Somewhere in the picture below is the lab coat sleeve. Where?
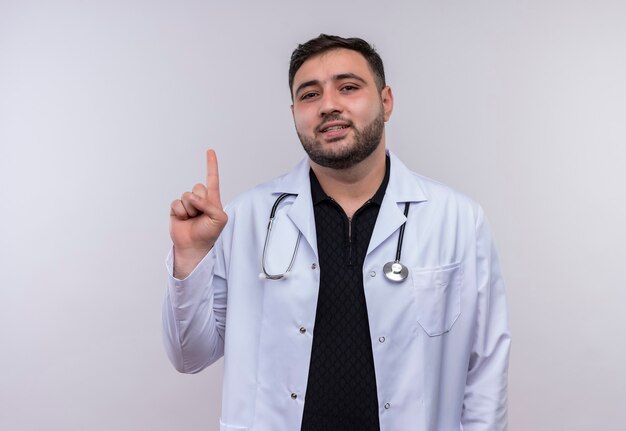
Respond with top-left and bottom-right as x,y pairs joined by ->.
461,206 -> 511,430
161,240 -> 227,374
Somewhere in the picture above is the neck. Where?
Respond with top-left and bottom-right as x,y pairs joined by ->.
310,143 -> 387,217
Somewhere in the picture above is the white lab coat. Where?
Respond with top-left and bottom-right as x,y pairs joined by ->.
162,152 -> 510,431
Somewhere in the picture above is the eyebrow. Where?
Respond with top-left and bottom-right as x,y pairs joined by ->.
294,73 -> 368,97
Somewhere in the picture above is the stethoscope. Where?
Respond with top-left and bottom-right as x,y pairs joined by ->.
261,193 -> 410,282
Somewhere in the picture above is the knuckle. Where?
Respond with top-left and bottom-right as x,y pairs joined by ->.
192,183 -> 206,191
170,201 -> 188,220
182,191 -> 198,205
192,183 -> 207,197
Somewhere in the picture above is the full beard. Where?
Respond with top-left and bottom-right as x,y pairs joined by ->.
297,110 -> 385,170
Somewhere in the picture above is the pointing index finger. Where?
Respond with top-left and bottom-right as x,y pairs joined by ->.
206,149 -> 223,209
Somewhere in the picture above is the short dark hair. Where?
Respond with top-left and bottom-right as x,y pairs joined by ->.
288,34 -> 386,96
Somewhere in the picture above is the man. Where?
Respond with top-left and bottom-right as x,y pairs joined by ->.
163,34 -> 510,431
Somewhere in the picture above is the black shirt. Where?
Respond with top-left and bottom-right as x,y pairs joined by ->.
300,157 -> 390,431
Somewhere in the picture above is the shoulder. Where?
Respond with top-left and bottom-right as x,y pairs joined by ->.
419,173 -> 479,207
389,153 -> 484,225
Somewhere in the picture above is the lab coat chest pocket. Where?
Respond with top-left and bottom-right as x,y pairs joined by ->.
412,262 -> 463,336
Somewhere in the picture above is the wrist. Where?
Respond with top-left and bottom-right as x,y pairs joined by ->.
173,244 -> 212,279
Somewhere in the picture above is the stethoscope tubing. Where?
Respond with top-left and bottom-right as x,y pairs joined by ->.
261,193 -> 300,280
261,194 -> 411,282
395,202 -> 410,262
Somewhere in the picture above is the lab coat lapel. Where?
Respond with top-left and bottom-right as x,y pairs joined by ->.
272,158 -> 318,259
271,153 -> 428,259
367,152 -> 429,255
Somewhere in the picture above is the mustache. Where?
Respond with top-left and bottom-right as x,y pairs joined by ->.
315,114 -> 353,133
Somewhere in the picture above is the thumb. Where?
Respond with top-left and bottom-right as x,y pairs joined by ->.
189,193 -> 228,224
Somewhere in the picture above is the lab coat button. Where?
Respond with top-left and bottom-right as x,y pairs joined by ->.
384,402 -> 390,409
299,327 -> 306,334
378,336 -> 385,343
311,263 -> 317,270
291,393 -> 298,400
369,270 -> 376,277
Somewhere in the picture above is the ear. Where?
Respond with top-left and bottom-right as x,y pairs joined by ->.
381,86 -> 394,122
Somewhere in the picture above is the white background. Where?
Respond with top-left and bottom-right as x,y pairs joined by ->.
1,1 -> 625,430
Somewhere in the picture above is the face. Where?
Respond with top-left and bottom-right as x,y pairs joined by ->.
291,48 -> 393,170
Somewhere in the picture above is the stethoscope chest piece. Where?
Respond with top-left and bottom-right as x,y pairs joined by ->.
382,201 -> 412,283
383,261 -> 409,282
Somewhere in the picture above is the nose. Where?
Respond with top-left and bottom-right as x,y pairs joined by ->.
318,90 -> 342,117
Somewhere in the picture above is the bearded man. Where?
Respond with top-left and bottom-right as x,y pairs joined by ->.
164,34 -> 510,431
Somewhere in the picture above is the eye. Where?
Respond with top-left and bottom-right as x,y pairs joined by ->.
340,84 -> 359,92
300,91 -> 319,101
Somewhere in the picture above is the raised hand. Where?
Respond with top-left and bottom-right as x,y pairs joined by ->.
169,149 -> 228,278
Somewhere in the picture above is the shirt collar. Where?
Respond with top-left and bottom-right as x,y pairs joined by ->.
309,155 -> 391,206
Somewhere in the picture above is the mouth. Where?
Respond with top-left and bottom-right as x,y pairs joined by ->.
319,124 -> 350,142
317,121 -> 352,139
319,124 -> 350,133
